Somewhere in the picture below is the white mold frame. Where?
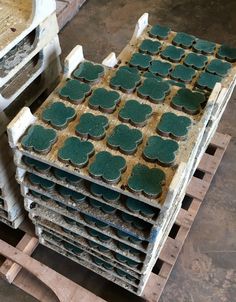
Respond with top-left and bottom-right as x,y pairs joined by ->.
0,0 -> 56,58
0,13 -> 59,87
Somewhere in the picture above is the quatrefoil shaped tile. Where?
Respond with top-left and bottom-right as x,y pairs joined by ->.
143,136 -> 179,166
73,61 -> 104,83
206,59 -> 232,77
139,39 -> 162,55
129,53 -> 152,70
87,228 -> 111,242
157,112 -> 192,140
121,213 -> 149,231
125,197 -> 157,218
115,253 -> 139,268
119,99 -> 152,127
88,88 -> 120,113
52,167 -> 81,184
59,79 -> 91,104
107,124 -> 142,155
171,88 -> 206,115
161,45 -> 185,62
88,151 -> 126,184
23,156 -> 50,173
28,173 -> 55,191
57,185 -> 86,203
83,214 -> 109,230
75,112 -> 109,140
137,78 -> 170,103
118,242 -> 141,256
170,65 -> 196,83
128,164 -> 165,198
193,39 -> 216,54
89,198 -> 116,214
87,240 -> 109,253
30,190 -> 50,202
149,60 -> 172,77
184,53 -> 208,70
116,230 -> 142,244
90,183 -> 120,203
217,45 -> 236,62
58,136 -> 94,168
196,72 -> 222,91
92,257 -> 113,270
172,32 -> 196,49
149,24 -> 171,40
21,124 -> 57,154
42,102 -> 76,129
110,67 -> 141,93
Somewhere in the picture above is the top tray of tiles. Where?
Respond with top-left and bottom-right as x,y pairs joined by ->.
17,24 -> 236,209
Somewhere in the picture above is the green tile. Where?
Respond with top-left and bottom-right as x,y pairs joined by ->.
149,60 -> 172,77
110,67 -> 141,93
129,52 -> 152,70
193,39 -> 216,54
161,45 -> 185,62
139,39 -> 162,55
170,65 -> 196,82
206,59 -> 232,77
59,79 -> 91,104
125,197 -> 157,218
149,24 -> 171,40
196,72 -> 222,91
90,182 -> 120,203
73,61 -> 104,83
184,52 -> 208,70
217,45 -> 236,62
137,78 -> 170,103
172,32 -> 196,48
23,156 -> 51,173
88,88 -> 120,113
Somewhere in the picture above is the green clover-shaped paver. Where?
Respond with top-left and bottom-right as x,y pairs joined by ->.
121,213 -> 149,231
83,214 -> 109,230
75,112 -> 109,140
110,67 -> 141,93
119,99 -> 152,127
57,185 -> 86,203
63,215 -> 77,226
89,198 -> 116,214
184,53 -> 208,70
118,242 -> 142,256
59,79 -> 91,104
52,167 -> 81,184
143,136 -> 179,166
217,45 -> 236,62
23,156 -> 51,173
171,88 -> 206,115
58,137 -> 94,168
137,78 -> 170,103
143,71 -> 163,81
115,269 -> 137,282
30,190 -> 50,202
129,53 -> 152,70
196,72 -> 222,91
161,45 -> 185,63
118,65 -> 139,74
149,60 -> 172,77
172,32 -> 196,48
88,88 -> 120,113
128,164 -> 165,198
42,102 -> 76,129
107,124 -> 142,155
116,230 -> 142,244
139,39 -> 162,55
73,61 -> 104,83
206,59 -> 232,77
92,256 -> 113,270
149,24 -> 171,40
63,242 -> 83,255
167,79 -> 186,88
115,253 -> 139,268
125,197 -> 157,218
87,227 -> 111,243
170,65 -> 196,83
87,240 -> 109,253
90,182 -> 120,202
193,39 -> 216,54
21,124 -> 57,154
157,112 -> 192,140
89,151 -> 126,184
28,173 -> 55,191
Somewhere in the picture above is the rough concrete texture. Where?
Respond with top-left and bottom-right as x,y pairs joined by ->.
0,0 -> 236,301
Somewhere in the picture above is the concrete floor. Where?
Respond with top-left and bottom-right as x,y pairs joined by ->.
0,0 -> 236,301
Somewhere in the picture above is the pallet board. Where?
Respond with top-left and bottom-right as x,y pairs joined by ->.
0,131 -> 230,301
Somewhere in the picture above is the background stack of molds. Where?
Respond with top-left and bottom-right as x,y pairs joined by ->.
7,14 -> 236,295
0,0 -> 61,228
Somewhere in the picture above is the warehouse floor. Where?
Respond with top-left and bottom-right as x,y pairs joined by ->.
0,0 -> 236,301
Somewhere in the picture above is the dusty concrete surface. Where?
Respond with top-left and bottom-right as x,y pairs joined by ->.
0,0 -> 236,301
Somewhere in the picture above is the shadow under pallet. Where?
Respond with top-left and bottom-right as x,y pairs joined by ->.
0,131 -> 230,302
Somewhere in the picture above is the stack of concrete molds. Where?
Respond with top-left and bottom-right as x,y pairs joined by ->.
7,13 -> 236,294
0,0 -> 61,228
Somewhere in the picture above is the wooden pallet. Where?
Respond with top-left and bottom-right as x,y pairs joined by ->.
56,0 -> 87,30
0,132 -> 230,302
